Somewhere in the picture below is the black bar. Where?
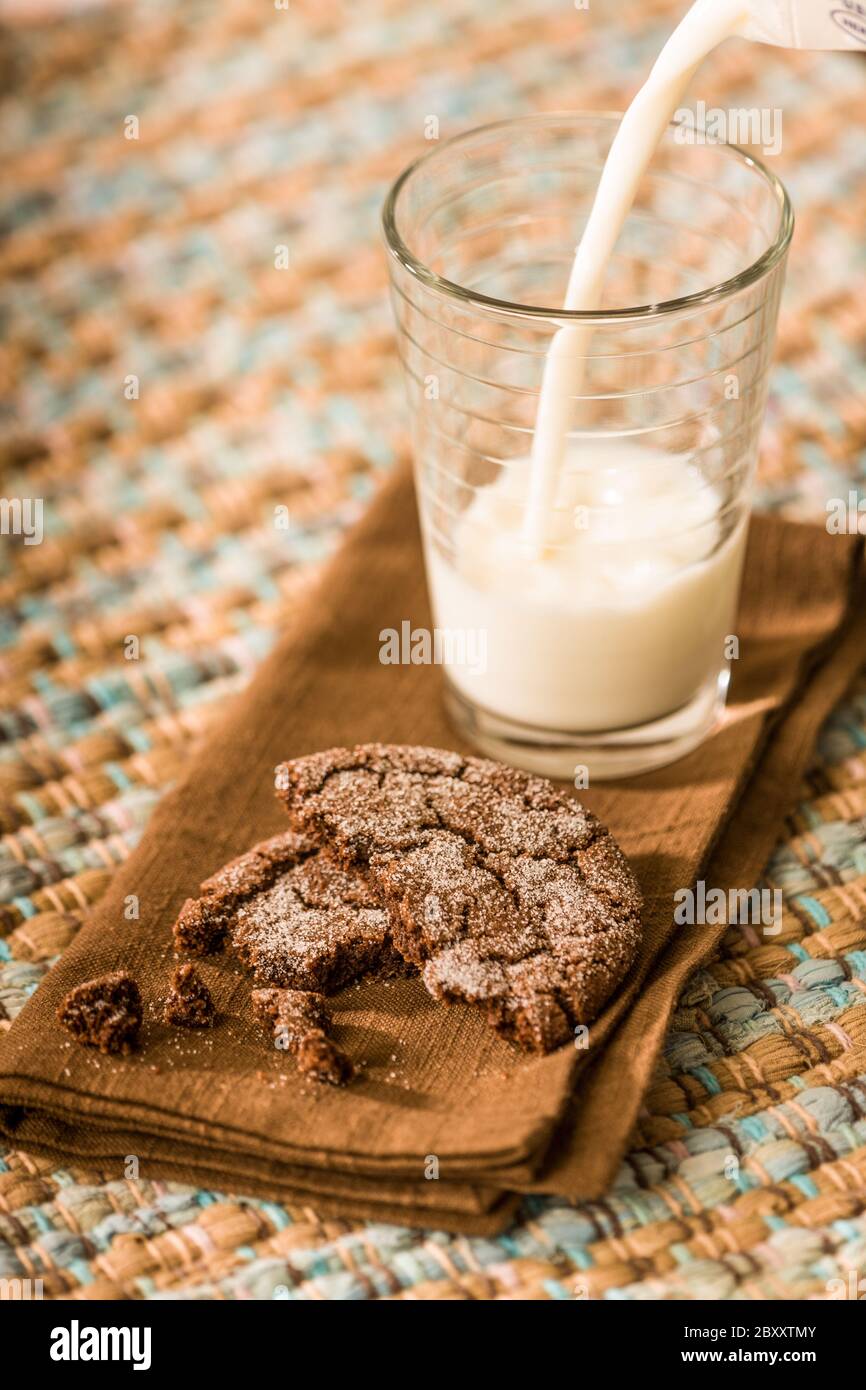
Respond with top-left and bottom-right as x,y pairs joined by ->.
3,1292 -> 859,1374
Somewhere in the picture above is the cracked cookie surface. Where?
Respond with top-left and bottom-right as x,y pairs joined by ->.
276,744 -> 643,1051
233,849 -> 404,992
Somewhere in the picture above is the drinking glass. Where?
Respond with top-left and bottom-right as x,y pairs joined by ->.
383,114 -> 793,778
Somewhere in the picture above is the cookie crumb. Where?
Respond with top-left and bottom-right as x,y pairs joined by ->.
57,972 -> 142,1055
163,964 -> 215,1028
250,986 -> 353,1086
251,986 -> 326,1033
296,1032 -> 354,1086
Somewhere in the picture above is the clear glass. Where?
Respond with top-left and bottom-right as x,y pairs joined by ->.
383,114 -> 793,778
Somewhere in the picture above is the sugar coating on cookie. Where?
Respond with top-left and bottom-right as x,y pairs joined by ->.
276,744 -> 642,1052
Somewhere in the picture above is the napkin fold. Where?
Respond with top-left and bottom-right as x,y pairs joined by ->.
0,465 -> 863,1234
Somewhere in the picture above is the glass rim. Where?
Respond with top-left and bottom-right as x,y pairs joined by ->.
381,112 -> 795,325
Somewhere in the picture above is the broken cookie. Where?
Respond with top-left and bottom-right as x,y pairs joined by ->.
58,971 -> 143,1055
233,850 -> 406,991
175,831 -> 405,992
276,743 -> 642,1052
173,830 -> 311,956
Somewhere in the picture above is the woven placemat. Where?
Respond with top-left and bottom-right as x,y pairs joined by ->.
1,0 -> 865,1299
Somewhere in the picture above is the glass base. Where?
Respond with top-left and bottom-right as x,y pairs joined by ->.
443,669 -> 729,781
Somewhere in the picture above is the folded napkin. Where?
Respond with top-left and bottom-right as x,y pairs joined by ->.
0,465 -> 863,1234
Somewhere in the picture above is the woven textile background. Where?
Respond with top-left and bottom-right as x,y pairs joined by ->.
1,0 -> 865,1300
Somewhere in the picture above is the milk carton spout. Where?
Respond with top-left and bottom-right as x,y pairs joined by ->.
741,0 -> 866,48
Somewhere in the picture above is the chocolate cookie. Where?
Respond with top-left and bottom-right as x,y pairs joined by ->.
276,744 -> 642,1052
174,830 -> 402,993
58,971 -> 143,1055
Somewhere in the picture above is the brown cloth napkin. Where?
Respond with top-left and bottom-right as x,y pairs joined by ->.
0,465 -> 863,1235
